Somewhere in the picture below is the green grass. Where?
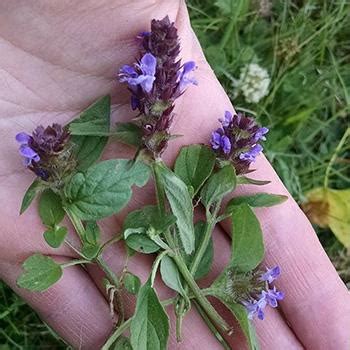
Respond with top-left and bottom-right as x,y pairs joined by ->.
1,0 -> 349,348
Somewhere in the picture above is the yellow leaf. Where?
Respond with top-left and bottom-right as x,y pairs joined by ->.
303,187 -> 350,247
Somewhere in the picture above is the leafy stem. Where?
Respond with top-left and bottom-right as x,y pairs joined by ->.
176,203 -> 219,339
65,208 -> 124,324
152,161 -> 231,337
60,259 -> 91,268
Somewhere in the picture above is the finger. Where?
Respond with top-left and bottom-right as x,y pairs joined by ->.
0,260 -> 113,349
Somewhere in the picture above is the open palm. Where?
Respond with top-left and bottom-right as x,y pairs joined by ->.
0,1 -> 349,349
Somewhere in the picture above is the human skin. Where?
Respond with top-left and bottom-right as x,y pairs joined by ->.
0,1 -> 349,349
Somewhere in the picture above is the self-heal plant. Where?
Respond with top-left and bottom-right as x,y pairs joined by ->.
118,15 -> 197,157
15,17 -> 287,350
211,110 -> 269,174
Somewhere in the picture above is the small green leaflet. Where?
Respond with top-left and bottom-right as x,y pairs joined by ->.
70,95 -> 111,170
160,255 -> 186,297
64,159 -> 150,220
174,145 -> 216,197
43,226 -> 68,248
17,254 -> 63,292
72,135 -> 108,171
81,221 -> 101,259
226,193 -> 288,211
113,336 -> 132,350
69,95 -> 111,136
39,190 -> 65,227
123,206 -> 175,254
113,122 -> 142,147
20,179 -> 43,214
154,162 -> 195,254
201,165 -> 236,209
186,221 -> 213,280
123,272 -> 141,295
230,204 -> 264,272
130,279 -> 169,350
237,176 -> 270,186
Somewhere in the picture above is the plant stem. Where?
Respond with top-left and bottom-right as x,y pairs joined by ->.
101,297 -> 177,350
152,161 -> 230,337
65,209 -> 123,323
61,259 -> 91,268
173,254 -> 230,333
324,127 -> 350,188
193,301 -> 231,350
101,317 -> 132,350
176,211 -> 218,339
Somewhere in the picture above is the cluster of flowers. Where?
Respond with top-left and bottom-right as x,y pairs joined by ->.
119,16 -> 197,156
233,63 -> 270,104
210,110 -> 269,174
16,124 -> 72,182
243,266 -> 284,320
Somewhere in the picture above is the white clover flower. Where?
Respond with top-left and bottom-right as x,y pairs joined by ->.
233,63 -> 271,104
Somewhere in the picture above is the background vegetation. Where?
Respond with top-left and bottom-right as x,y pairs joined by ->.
1,0 -> 349,348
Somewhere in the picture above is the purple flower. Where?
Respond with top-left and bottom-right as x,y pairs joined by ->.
239,144 -> 263,162
211,130 -> 231,154
254,127 -> 269,142
259,266 -> 281,284
209,111 -> 268,174
243,296 -> 267,320
219,111 -> 233,128
16,132 -> 40,166
177,61 -> 197,92
119,53 -> 157,93
261,287 -> 284,308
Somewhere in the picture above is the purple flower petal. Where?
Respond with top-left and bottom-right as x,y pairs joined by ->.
254,127 -> 269,142
15,132 -> 31,144
239,144 -> 263,162
139,53 -> 157,77
260,266 -> 281,283
219,111 -> 233,128
178,61 -> 197,92
221,135 -> 232,154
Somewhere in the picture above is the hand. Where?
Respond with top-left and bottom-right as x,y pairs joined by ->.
0,1 -> 349,349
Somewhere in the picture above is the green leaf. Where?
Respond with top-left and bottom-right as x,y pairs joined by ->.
230,204 -> 264,272
43,226 -> 68,248
85,221 -> 100,245
226,193 -> 288,211
174,145 -> 216,197
69,95 -> 111,136
130,279 -> 169,350
113,336 -> 132,350
70,95 -> 111,170
160,255 -> 186,297
20,179 -> 43,214
123,206 -> 175,254
72,135 -> 108,171
64,159 -> 150,220
237,176 -> 270,186
39,190 -> 65,227
124,272 -> 141,295
155,162 -> 195,254
114,122 -> 142,147
226,303 -> 259,350
17,254 -> 63,292
186,221 -> 213,280
125,234 -> 160,254
201,165 -> 236,208
209,287 -> 259,350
